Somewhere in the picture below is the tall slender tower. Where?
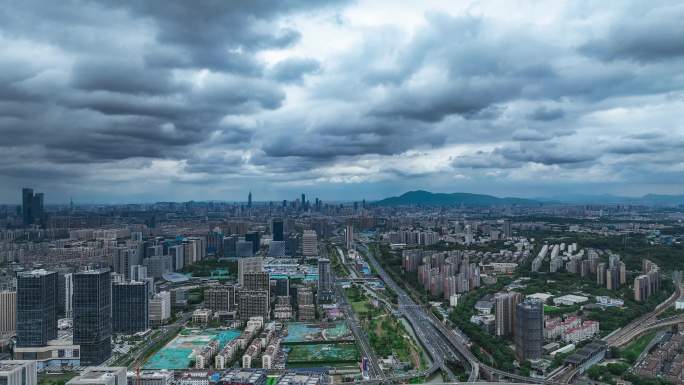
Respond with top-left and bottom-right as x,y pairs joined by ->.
73,268 -> 112,366
247,191 -> 252,208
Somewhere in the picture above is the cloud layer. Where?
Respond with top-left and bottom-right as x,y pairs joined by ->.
2,0 -> 684,202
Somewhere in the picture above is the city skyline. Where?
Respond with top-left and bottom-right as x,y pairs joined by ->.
2,1 -> 684,203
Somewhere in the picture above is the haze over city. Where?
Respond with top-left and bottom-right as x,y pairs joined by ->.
2,1 -> 684,203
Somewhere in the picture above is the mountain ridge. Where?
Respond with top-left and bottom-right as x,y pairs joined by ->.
376,190 -> 684,206
375,190 -> 541,206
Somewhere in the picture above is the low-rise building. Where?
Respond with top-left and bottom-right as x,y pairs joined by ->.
218,369 -> 266,385
553,294 -> 589,306
67,367 -> 127,385
13,337 -> 80,369
126,371 -> 173,385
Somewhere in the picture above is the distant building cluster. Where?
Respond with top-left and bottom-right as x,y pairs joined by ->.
635,333 -> 684,384
405,250 -> 481,299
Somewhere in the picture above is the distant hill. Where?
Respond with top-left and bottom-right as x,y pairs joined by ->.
375,190 -> 541,207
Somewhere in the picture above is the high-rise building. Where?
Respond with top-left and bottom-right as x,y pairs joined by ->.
273,277 -> 289,297
268,241 -> 286,257
0,291 -> 17,335
130,265 -> 147,282
236,240 -> 254,258
237,290 -> 269,320
634,275 -> 650,302
222,235 -> 238,258
112,281 -> 149,334
206,286 -> 234,312
619,262 -> 627,285
143,255 -> 172,279
247,191 -> 252,208
596,263 -> 607,286
73,268 -> 112,366
64,273 -> 74,318
297,287 -> 315,321
495,291 -> 521,337
16,269 -> 58,347
245,232 -> 261,254
503,219 -> 512,239
168,244 -> 184,270
272,218 -> 284,242
318,258 -> 333,302
345,224 -> 354,250
22,188 -> 45,227
0,360 -> 37,385
238,256 -> 263,286
302,230 -> 318,256
606,267 -> 620,290
243,272 -> 270,292
514,300 -> 544,361
149,292 -> 171,325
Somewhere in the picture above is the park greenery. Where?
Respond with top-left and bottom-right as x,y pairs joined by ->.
618,331 -> 657,364
345,284 -> 425,370
180,259 -> 237,278
447,277 -> 518,372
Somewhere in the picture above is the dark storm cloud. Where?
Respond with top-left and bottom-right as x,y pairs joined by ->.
511,129 -> 555,142
527,106 -> 565,121
71,59 -> 178,95
366,13 -> 559,122
261,115 -> 444,164
108,1 -> 346,72
580,4 -> 684,62
496,145 -> 599,166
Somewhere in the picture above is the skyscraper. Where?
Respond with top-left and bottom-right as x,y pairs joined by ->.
21,188 -> 33,226
21,188 -> 44,227
73,269 -> 112,366
245,232 -> 261,254
272,218 -> 284,242
112,281 -> 149,334
247,191 -> 252,208
21,188 -> 44,226
16,269 -> 58,347
514,300 -> 544,361
301,193 -> 306,209
318,258 -> 333,302
32,193 -> 44,224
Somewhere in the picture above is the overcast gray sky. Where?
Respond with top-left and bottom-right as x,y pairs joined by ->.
2,0 -> 684,203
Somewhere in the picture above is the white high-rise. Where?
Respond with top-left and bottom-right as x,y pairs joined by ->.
0,291 -> 16,334
302,230 -> 318,256
64,274 -> 73,318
